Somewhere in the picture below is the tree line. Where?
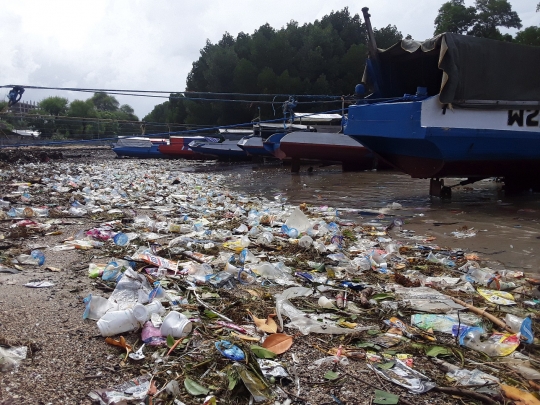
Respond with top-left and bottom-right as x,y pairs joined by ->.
0,92 -> 139,139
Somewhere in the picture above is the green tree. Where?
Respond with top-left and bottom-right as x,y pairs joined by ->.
434,0 -> 476,35
515,26 -> 540,46
90,92 -> 120,112
470,0 -> 522,39
434,0 -> 522,40
176,7 -> 370,123
38,96 -> 68,116
374,25 -> 403,49
68,99 -> 97,138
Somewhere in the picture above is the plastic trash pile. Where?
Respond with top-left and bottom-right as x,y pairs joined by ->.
1,157 -> 540,405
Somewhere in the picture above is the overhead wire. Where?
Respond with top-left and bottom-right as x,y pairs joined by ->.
0,84 -> 346,100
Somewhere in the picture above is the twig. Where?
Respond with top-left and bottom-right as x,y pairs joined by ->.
337,366 -> 415,405
192,288 -> 233,322
433,387 -> 501,405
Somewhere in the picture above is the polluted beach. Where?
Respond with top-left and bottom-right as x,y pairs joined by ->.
1,3 -> 540,405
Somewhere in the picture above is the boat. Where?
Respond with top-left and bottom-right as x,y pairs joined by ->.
188,139 -> 251,161
112,137 -> 170,159
279,130 -> 381,171
187,128 -> 252,160
269,112 -> 383,171
238,123 -> 314,158
158,136 -> 217,160
344,8 -> 540,195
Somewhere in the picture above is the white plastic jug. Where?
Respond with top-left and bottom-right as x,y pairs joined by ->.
96,309 -> 139,337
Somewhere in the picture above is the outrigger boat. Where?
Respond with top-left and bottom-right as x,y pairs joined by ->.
237,123 -> 314,158
273,112 -> 383,171
112,137 -> 170,159
344,8 -> 540,196
158,136 -> 217,160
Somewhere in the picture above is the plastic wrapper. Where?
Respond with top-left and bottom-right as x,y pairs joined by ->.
477,287 -> 516,305
391,284 -> 465,313
368,359 -> 436,394
88,375 -> 151,404
257,359 -> 290,378
132,252 -> 178,272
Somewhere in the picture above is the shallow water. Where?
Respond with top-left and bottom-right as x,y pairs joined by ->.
197,162 -> 540,272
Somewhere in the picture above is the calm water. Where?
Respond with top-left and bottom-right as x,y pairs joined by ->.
194,162 -> 540,272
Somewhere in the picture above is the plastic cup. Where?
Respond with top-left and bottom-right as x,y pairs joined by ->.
160,311 -> 192,338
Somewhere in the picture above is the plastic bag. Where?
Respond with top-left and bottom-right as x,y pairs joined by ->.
0,346 -> 27,372
275,287 -> 371,335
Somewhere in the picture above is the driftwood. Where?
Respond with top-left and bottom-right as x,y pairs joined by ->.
450,297 -> 515,334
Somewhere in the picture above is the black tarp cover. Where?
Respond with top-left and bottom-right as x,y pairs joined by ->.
372,33 -> 540,104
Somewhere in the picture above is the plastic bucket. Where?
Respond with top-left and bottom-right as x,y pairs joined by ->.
160,311 -> 192,338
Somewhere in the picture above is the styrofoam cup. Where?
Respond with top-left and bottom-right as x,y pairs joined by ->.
132,301 -> 165,323
160,311 -> 192,338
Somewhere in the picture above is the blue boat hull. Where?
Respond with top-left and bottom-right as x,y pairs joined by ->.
344,98 -> 540,178
113,145 -> 168,159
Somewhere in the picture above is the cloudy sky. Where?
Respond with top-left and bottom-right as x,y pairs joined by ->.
1,0 -> 537,119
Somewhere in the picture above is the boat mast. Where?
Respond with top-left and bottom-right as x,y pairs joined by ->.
361,7 -> 383,97
361,7 -> 379,63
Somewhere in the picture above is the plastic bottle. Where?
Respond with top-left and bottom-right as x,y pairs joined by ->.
16,250 -> 45,266
96,309 -> 140,336
8,207 -> 35,218
298,235 -> 313,248
256,232 -> 274,245
287,228 -> 299,239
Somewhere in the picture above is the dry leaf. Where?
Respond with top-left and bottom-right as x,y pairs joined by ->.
105,336 -> 132,360
501,384 -> 540,405
261,333 -> 293,354
248,311 -> 278,334
45,266 -> 61,272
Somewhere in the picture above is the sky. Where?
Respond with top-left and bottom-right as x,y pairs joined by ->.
1,0 -> 538,119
